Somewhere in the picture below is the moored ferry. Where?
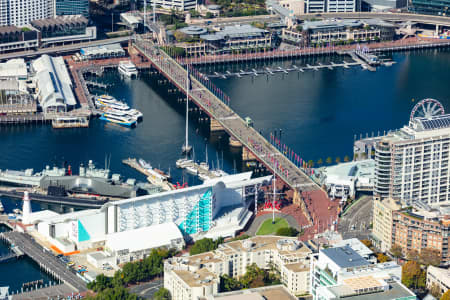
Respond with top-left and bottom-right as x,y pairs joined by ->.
99,111 -> 136,127
118,61 -> 138,78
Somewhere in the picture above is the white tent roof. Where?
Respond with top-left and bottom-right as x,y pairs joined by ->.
105,222 -> 183,253
32,55 -> 76,110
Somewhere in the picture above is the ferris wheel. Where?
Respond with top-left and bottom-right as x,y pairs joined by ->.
410,98 -> 445,121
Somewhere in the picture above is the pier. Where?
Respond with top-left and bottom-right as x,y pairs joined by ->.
122,158 -> 174,191
133,36 -> 318,222
0,231 -> 87,293
181,37 -> 450,66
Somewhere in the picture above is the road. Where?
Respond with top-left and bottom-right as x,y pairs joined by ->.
134,36 -> 319,193
2,231 -> 87,292
338,195 -> 373,240
129,279 -> 163,299
0,36 -> 130,61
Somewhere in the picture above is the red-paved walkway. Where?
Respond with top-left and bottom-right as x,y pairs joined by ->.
256,180 -> 339,240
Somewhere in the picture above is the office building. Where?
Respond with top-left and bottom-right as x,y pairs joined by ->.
374,100 -> 450,206
300,19 -> 395,46
164,236 -> 313,299
310,244 -> 415,300
304,0 -> 355,13
0,26 -> 39,53
409,0 -> 450,16
0,0 -> 55,26
392,204 -> 450,266
427,266 -> 450,295
175,24 -> 273,56
145,0 -> 196,11
371,197 -> 401,252
55,0 -> 89,18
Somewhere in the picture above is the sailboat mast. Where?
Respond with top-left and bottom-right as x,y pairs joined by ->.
185,67 -> 189,151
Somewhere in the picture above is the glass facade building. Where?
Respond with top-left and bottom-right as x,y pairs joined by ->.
55,0 -> 89,18
409,0 -> 450,16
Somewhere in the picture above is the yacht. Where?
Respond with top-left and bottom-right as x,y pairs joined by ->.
176,158 -> 193,168
0,201 -> 4,213
99,111 -> 136,127
139,159 -> 152,170
118,61 -> 138,78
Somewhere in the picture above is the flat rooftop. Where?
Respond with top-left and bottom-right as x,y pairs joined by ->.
321,246 -> 370,269
327,281 -> 415,300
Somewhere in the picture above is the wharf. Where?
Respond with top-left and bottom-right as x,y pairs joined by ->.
0,114 -> 49,125
206,61 -> 362,79
122,158 -> 174,191
182,37 -> 450,65
0,231 -> 87,293
0,187 -> 107,208
176,160 -> 219,181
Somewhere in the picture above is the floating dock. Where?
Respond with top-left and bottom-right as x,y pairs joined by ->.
176,159 -> 224,182
122,158 -> 174,191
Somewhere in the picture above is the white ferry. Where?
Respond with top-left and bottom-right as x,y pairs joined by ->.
99,111 -> 136,127
101,107 -> 143,121
118,61 -> 138,78
95,97 -> 130,111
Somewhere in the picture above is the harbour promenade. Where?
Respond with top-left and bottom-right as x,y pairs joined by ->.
181,37 -> 450,65
0,231 -> 87,293
133,36 -> 319,196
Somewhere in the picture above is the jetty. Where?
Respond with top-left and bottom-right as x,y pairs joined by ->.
0,231 -> 87,293
122,158 -> 174,191
176,159 -> 222,182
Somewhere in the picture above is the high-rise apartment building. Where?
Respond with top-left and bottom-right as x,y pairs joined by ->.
374,104 -> 450,206
305,0 -> 355,13
0,0 -> 54,26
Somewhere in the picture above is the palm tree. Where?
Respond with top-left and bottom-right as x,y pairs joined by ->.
308,160 -> 314,168
354,153 -> 359,161
344,155 -> 350,162
326,157 -> 332,164
317,158 -> 323,166
335,157 -> 341,164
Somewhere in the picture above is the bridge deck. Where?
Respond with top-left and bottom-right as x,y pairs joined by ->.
134,36 -> 318,192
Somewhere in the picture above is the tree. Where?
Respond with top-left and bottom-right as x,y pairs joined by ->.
419,248 -> 441,266
441,290 -> 450,300
220,274 -> 242,292
276,227 -> 299,237
317,158 -> 323,166
344,155 -> 350,162
87,274 -> 113,292
406,249 -> 419,262
308,160 -> 314,168
241,264 -> 265,288
326,157 -> 332,164
376,253 -> 390,263
360,239 -> 372,249
335,157 -> 341,164
430,283 -> 442,299
190,237 -> 224,255
390,244 -> 403,260
354,153 -> 359,161
154,287 -> 171,300
402,261 -> 424,289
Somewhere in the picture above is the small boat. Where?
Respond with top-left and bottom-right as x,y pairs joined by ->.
99,112 -> 136,127
185,165 -> 198,175
52,116 -> 89,129
176,158 -> 193,168
139,159 -> 152,170
118,61 -> 138,78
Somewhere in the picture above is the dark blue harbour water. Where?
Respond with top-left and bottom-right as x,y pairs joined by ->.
0,48 -> 449,288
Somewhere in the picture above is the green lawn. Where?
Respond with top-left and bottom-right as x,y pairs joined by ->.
256,217 -> 289,235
